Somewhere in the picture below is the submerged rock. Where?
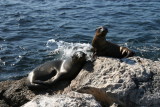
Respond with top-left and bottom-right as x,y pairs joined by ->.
0,56 -> 160,107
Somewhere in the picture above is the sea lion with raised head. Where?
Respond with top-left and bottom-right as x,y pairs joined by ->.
92,26 -> 135,58
27,51 -> 86,87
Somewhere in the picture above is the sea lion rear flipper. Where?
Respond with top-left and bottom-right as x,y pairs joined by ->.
120,47 -> 135,58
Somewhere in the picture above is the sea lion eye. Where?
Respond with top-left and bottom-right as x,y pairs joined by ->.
96,26 -> 108,34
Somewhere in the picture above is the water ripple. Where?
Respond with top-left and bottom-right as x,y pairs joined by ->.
0,0 -> 160,81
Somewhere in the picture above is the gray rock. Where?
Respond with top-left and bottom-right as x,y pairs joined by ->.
1,56 -> 160,107
22,91 -> 101,107
64,56 -> 160,107
0,78 -> 36,107
0,78 -> 70,107
0,100 -> 9,107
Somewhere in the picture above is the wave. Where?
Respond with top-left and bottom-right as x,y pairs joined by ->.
46,39 -> 93,60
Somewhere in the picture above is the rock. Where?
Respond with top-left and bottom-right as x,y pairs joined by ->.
0,78 -> 36,107
0,77 -> 72,106
22,91 -> 101,107
0,100 -> 9,107
1,56 -> 160,107
63,56 -> 160,107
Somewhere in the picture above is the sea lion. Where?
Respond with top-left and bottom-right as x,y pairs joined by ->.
92,26 -> 135,58
27,51 -> 86,87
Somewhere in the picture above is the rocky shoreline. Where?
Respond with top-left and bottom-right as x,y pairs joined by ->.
0,56 -> 160,107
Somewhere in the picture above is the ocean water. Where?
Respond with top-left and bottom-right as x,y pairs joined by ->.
0,0 -> 160,81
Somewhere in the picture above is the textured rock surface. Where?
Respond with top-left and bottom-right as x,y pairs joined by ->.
22,91 -> 101,107
0,78 -> 35,107
64,56 -> 160,107
0,56 -> 160,107
0,78 -> 70,107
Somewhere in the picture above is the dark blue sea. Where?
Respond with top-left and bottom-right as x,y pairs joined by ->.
0,0 -> 160,81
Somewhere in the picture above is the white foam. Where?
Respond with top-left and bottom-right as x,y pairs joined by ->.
75,51 -> 83,58
46,39 -> 93,60
0,58 -> 5,66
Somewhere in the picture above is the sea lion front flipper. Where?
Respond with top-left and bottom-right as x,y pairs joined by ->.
48,71 -> 64,84
33,80 -> 52,86
34,71 -> 64,86
90,47 -> 98,61
31,68 -> 57,86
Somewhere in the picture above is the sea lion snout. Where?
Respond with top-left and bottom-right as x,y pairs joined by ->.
96,26 -> 108,37
96,26 -> 108,33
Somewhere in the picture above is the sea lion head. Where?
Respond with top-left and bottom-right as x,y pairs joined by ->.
95,26 -> 108,37
72,51 -> 86,62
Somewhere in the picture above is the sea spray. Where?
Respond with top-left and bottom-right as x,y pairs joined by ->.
46,39 -> 93,60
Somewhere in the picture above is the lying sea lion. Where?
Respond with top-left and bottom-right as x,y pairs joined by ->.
27,51 -> 86,87
92,26 -> 135,58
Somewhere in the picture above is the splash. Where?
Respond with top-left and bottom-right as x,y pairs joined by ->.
46,39 -> 93,60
